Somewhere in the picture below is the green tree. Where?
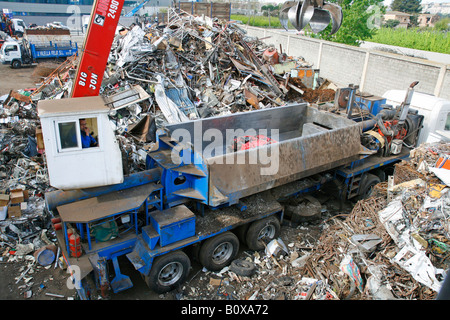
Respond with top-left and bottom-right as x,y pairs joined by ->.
390,0 -> 422,13
434,17 -> 450,31
313,0 -> 385,46
384,19 -> 400,28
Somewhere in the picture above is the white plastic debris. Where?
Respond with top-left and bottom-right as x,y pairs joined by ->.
265,238 -> 289,257
378,195 -> 444,292
393,245 -> 442,292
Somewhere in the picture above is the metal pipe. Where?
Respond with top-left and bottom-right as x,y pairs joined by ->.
398,81 -> 419,125
45,168 -> 162,211
360,119 -> 376,132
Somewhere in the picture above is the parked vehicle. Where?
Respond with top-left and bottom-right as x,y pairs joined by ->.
0,39 -> 77,68
383,90 -> 450,145
1,10 -> 26,37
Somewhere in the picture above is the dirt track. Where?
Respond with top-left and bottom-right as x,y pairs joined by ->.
0,61 -> 62,97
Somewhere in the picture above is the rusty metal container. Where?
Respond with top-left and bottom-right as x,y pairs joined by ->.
159,103 -> 362,207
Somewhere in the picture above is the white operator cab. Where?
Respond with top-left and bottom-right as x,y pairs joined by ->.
37,96 -> 124,190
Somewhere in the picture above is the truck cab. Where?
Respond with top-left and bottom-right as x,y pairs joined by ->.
0,39 -> 34,68
11,18 -> 25,37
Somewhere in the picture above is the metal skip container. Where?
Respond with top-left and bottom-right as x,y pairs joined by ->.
160,103 -> 363,207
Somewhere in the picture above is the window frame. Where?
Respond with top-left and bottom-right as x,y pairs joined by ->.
4,45 -> 18,53
445,112 -> 450,132
55,116 -> 102,153
55,119 -> 81,152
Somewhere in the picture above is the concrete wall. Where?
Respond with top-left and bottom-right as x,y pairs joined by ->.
244,26 -> 450,100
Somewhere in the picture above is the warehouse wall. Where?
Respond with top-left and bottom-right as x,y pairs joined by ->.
244,26 -> 450,100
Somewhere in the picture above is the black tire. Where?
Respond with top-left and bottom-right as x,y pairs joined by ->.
245,216 -> 281,251
11,60 -> 21,69
358,173 -> 381,199
374,169 -> 386,182
146,251 -> 190,293
198,232 -> 239,271
230,259 -> 256,277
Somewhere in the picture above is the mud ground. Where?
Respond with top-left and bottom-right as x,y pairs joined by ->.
0,60 -> 62,96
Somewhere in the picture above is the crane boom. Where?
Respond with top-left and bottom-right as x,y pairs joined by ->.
71,0 -> 125,97
124,0 -> 151,17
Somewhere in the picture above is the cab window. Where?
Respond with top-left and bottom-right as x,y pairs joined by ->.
79,118 -> 99,148
4,45 -> 18,53
445,113 -> 450,131
56,117 -> 100,152
57,120 -> 79,151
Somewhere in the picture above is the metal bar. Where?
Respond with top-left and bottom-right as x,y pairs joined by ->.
64,222 -> 70,258
87,224 -> 92,250
239,39 -> 282,96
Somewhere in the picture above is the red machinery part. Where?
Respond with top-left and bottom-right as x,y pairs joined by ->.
377,120 -> 407,143
71,0 -> 125,97
234,135 -> 278,151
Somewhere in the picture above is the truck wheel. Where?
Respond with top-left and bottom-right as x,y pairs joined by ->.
198,232 -> 239,271
358,174 -> 381,199
11,60 -> 21,69
246,216 -> 280,251
146,251 -> 190,293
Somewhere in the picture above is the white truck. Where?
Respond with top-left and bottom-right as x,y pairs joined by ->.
383,90 -> 450,145
10,18 -> 26,37
0,38 -> 78,68
0,12 -> 26,38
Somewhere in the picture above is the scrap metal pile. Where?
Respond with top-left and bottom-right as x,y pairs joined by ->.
1,11 -> 338,188
177,142 -> 449,300
101,10 -> 332,126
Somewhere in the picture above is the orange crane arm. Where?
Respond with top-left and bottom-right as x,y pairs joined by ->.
71,0 -> 125,97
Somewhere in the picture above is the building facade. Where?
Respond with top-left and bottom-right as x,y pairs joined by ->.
0,0 -> 171,26
383,11 -> 410,28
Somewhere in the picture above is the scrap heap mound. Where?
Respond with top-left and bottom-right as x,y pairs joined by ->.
1,11 -> 337,184
101,10 -> 329,124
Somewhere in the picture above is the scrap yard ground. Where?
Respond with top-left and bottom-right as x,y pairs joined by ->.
0,63 -> 38,96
